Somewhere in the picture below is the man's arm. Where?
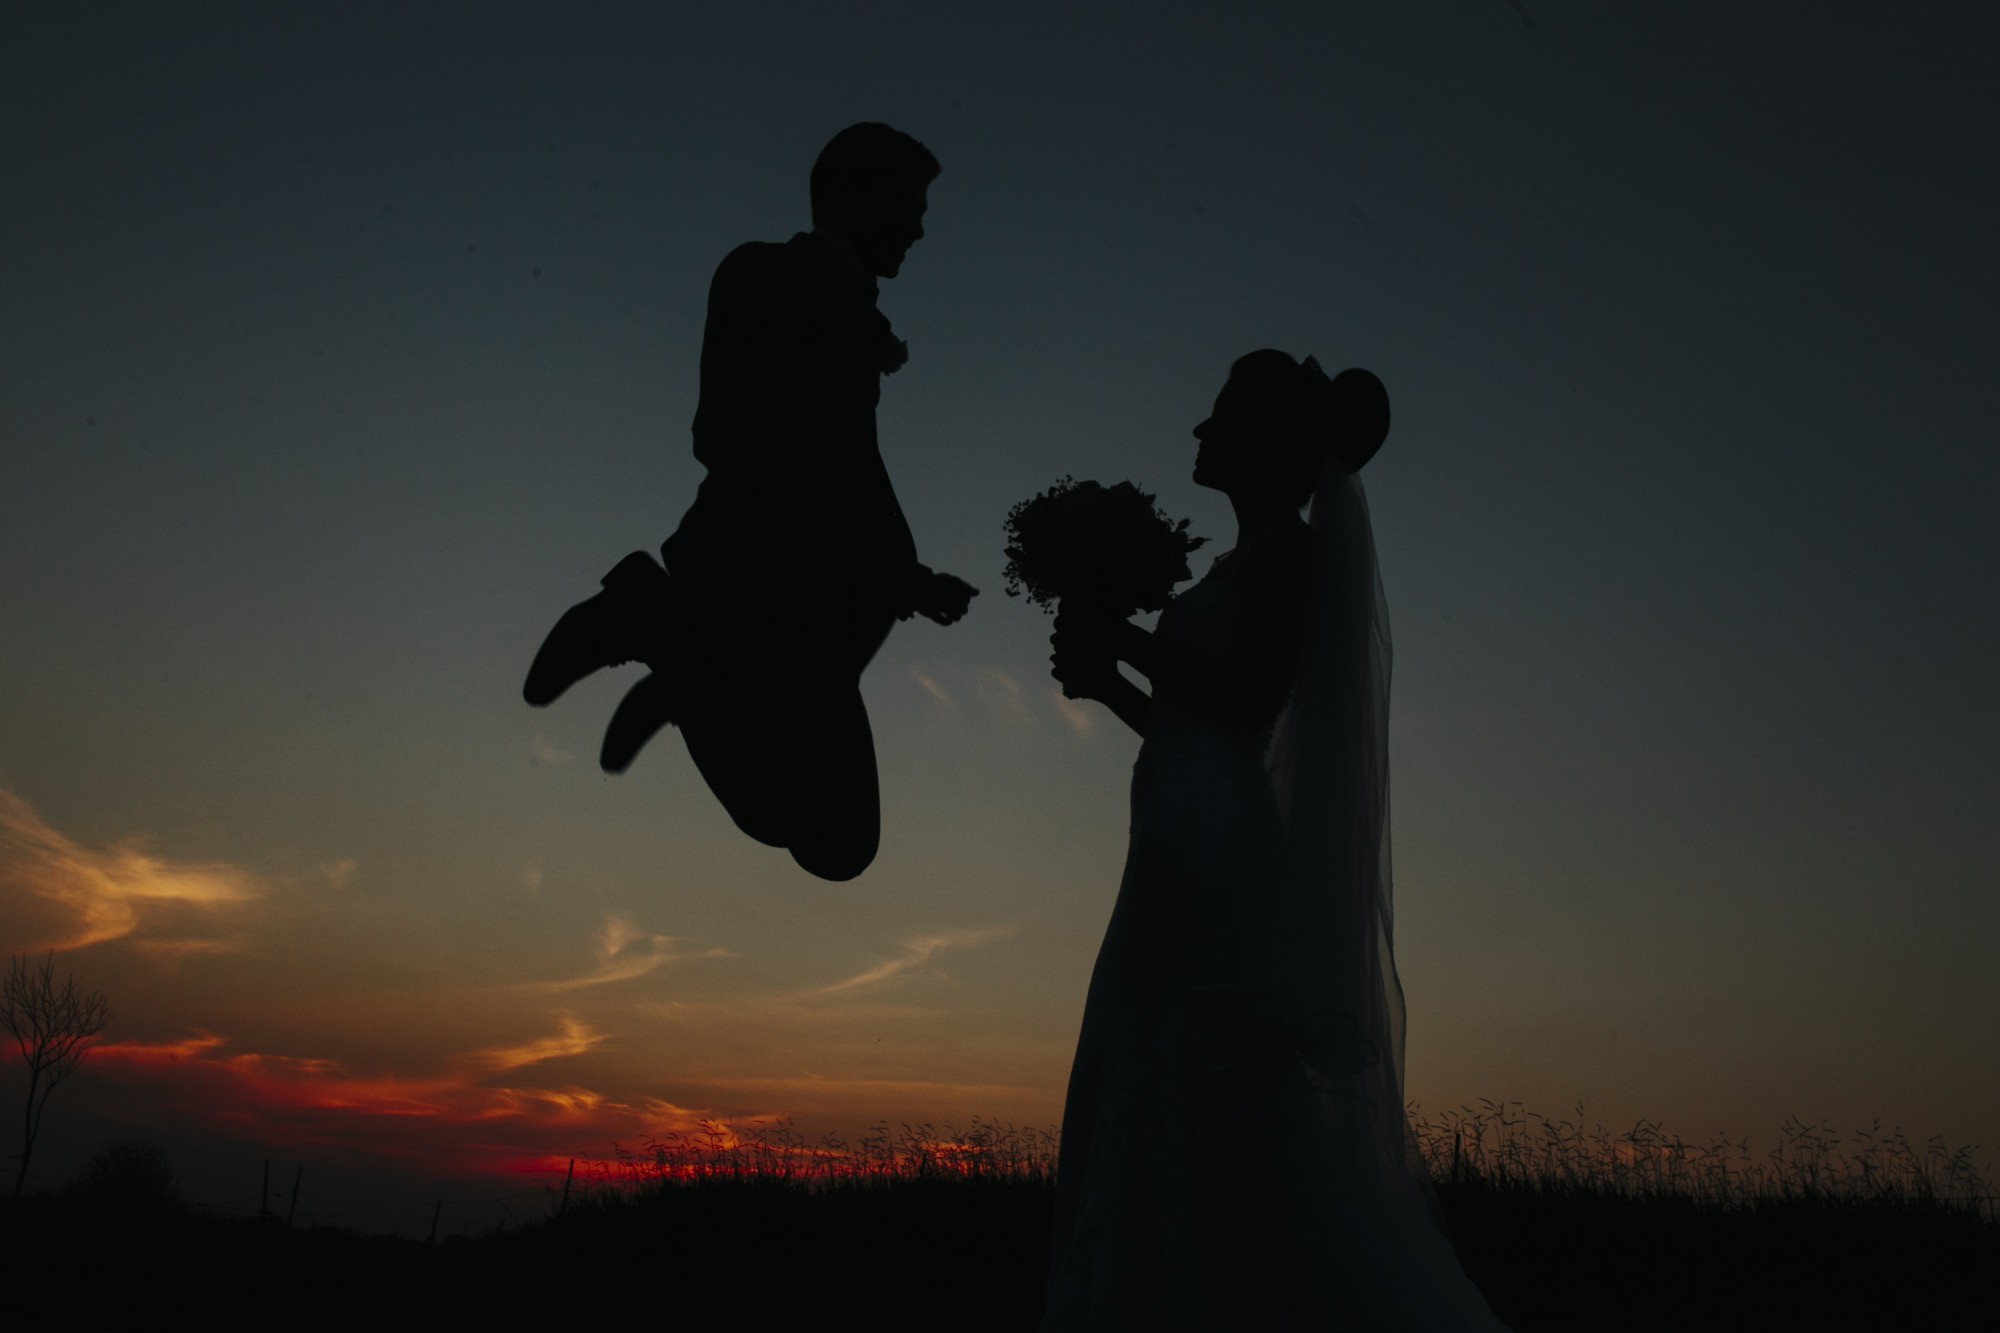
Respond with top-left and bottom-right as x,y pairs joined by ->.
693,247 -> 805,461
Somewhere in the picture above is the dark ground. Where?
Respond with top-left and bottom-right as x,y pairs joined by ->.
7,1179 -> 1992,1329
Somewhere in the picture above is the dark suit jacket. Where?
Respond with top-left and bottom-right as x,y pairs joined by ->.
665,231 -> 920,610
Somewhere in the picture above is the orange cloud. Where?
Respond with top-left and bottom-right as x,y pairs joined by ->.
525,915 -> 729,994
528,735 -> 575,767
464,1015 -> 607,1074
909,663 -> 957,710
1049,689 -> 1097,737
976,668 -> 1033,724
0,789 -> 261,951
94,1031 -> 229,1061
810,926 -> 1016,997
87,1022 -> 706,1177
129,936 -> 246,962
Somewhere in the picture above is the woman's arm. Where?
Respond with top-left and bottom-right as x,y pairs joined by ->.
1083,671 -> 1151,738
1113,620 -> 1157,680
1056,613 -> 1157,680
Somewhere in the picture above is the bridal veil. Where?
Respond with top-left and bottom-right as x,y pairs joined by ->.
1262,462 -> 1509,1328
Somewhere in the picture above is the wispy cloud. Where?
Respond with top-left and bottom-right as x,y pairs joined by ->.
465,1015 -> 607,1074
529,735 -> 576,767
810,926 -> 1017,997
320,858 -> 360,890
98,1019 -> 614,1095
976,668 -> 1034,725
0,789 -> 263,951
526,915 -> 729,994
130,936 -> 247,963
96,1031 -> 229,1061
1050,689 -> 1097,737
909,663 -> 956,711
907,664 -> 1078,730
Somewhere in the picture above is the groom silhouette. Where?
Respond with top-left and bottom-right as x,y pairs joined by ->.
524,123 -> 976,880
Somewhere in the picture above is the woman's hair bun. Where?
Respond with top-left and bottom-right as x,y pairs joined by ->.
1225,350 -> 1392,499
1322,366 -> 1389,473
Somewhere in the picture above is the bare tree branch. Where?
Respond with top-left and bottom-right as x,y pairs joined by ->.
3,951 -> 111,1195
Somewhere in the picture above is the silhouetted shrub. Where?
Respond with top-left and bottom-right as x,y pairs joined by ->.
63,1140 -> 183,1218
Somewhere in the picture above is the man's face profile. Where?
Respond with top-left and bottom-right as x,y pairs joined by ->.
828,170 -> 930,279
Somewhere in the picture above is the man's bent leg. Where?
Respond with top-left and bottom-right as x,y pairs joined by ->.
781,599 -> 896,880
785,676 -> 881,881
660,554 -> 899,877
676,640 -> 812,850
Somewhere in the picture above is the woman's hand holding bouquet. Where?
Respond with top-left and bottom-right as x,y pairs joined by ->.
1003,477 -> 1206,702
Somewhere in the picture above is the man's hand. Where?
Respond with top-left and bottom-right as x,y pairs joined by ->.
909,570 -> 978,626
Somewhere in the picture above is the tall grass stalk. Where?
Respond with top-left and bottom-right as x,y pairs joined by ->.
570,1116 -> 1059,1199
561,1102 -> 1992,1226
1410,1099 -> 1996,1221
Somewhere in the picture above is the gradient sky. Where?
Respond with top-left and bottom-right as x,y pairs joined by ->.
4,2 -> 1996,1230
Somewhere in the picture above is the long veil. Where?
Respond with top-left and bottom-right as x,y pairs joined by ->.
1265,464 -> 1509,1328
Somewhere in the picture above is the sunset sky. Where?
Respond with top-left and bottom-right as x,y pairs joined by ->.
4,3 -> 1995,1232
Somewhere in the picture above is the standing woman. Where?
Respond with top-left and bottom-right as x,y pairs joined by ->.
1043,351 -> 1506,1330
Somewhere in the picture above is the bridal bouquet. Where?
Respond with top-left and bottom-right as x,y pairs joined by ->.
1002,477 -> 1206,619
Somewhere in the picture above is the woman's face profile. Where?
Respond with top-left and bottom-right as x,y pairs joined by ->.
1192,380 -> 1258,492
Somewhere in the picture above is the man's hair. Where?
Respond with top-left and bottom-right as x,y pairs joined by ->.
809,123 -> 941,224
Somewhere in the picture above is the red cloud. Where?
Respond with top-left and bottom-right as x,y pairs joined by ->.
87,1028 -> 709,1179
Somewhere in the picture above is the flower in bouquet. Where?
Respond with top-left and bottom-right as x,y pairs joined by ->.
1002,477 -> 1207,619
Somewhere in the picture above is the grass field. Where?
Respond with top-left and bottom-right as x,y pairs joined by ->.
7,1107 -> 1992,1329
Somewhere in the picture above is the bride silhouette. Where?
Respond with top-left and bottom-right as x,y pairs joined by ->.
1042,351 -> 1507,1329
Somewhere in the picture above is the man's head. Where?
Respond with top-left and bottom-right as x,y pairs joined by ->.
810,123 -> 940,279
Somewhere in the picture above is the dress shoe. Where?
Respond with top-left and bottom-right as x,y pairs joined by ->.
523,551 -> 668,706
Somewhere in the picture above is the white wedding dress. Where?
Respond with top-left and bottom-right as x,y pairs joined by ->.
1042,472 -> 1508,1331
